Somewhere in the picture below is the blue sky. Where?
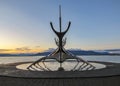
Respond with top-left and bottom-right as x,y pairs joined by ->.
0,0 -> 120,53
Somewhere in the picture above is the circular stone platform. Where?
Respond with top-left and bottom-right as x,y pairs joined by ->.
16,62 -> 106,71
0,61 -> 120,78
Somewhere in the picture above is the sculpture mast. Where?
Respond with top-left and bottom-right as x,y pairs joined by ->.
59,5 -> 62,64
59,5 -> 62,33
59,5 -> 62,67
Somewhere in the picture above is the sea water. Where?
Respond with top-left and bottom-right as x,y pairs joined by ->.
0,55 -> 120,64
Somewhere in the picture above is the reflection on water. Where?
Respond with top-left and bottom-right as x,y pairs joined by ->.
0,56 -> 120,64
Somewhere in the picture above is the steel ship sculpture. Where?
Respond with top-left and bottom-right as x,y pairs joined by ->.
27,6 -> 95,71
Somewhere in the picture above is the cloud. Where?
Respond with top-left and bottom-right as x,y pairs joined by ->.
0,49 -> 11,52
0,46 -> 43,54
34,46 -> 40,48
15,47 -> 31,51
0,47 -> 31,52
0,49 -> 13,54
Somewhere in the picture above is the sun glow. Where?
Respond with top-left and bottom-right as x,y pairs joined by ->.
0,47 -> 46,54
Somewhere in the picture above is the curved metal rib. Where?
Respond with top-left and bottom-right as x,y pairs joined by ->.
62,22 -> 71,35
50,22 -> 58,35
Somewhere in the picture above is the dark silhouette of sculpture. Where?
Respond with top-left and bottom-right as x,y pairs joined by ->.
27,6 -> 95,71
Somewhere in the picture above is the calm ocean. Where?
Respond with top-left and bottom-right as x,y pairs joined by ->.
0,56 -> 120,64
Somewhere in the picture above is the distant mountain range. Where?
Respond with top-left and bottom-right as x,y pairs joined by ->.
34,49 -> 120,56
105,49 -> 120,51
0,48 -> 120,57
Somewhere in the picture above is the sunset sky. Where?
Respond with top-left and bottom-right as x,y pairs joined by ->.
0,0 -> 120,54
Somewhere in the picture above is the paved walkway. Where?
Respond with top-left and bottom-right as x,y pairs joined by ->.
0,61 -> 120,86
0,75 -> 120,86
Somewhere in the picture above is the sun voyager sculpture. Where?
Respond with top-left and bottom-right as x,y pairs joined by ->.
27,6 -> 95,71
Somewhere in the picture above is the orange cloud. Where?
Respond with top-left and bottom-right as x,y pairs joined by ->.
0,46 -> 45,54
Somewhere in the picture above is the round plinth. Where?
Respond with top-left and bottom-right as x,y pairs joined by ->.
0,61 -> 120,78
16,62 -> 106,71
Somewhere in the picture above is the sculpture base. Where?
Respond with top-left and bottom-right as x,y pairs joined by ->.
58,67 -> 65,71
0,61 -> 119,78
16,61 -> 106,71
